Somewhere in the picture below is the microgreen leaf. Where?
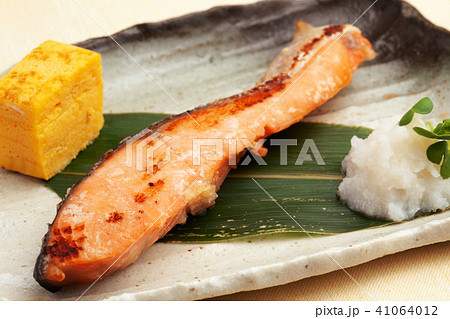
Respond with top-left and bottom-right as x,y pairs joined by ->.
427,141 -> 447,165
426,141 -> 450,179
441,149 -> 450,179
433,123 -> 445,135
399,97 -> 433,126
399,110 -> 414,126
413,127 -> 450,140
413,127 -> 439,139
433,121 -> 450,135
425,121 -> 435,131
400,97 -> 450,179
411,97 -> 433,114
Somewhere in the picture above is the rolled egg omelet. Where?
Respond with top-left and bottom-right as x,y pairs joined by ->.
0,40 -> 103,180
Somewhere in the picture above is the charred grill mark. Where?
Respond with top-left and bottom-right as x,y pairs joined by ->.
134,193 -> 147,203
148,180 -> 164,188
290,25 -> 345,71
106,211 -> 124,223
323,24 -> 344,36
164,74 -> 289,132
62,226 -> 72,234
148,179 -> 165,199
45,229 -> 82,262
147,139 -> 156,147
301,37 -> 321,55
289,37 -> 321,70
45,240 -> 80,261
73,224 -> 85,232
234,75 -> 289,109
76,236 -> 86,244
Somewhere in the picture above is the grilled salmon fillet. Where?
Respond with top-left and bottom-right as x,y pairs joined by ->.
34,22 -> 376,291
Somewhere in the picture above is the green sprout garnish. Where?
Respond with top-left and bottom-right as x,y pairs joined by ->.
399,97 -> 450,179
399,97 -> 434,126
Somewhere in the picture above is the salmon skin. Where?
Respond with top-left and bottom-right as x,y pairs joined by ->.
34,22 -> 375,292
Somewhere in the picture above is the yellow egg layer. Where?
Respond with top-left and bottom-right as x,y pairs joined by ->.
0,40 -> 104,180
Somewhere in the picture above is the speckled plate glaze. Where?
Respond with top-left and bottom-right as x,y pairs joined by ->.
0,0 -> 449,300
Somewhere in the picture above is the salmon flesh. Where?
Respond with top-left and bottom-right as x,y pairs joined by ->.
34,22 -> 376,291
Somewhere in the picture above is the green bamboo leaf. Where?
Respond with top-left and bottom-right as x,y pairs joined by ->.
46,113 -> 394,242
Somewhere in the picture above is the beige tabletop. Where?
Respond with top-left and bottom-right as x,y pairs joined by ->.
1,0 -> 449,301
